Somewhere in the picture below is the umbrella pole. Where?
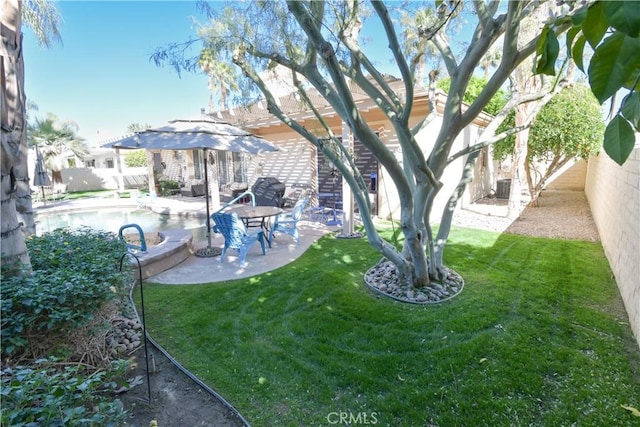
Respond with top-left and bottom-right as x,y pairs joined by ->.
204,149 -> 212,248
194,149 -> 221,258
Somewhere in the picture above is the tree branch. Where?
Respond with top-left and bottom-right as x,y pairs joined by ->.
370,1 -> 413,123
449,77 -> 570,165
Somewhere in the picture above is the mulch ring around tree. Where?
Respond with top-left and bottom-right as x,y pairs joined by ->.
365,258 -> 464,304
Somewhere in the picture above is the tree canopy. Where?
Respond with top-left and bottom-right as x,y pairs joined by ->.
27,113 -> 87,178
124,150 -> 147,168
537,0 -> 640,165
437,76 -> 508,116
151,0 -> 593,294
494,84 -> 604,201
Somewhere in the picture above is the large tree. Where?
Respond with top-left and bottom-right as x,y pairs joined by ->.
1,0 -> 61,275
153,0 -> 589,292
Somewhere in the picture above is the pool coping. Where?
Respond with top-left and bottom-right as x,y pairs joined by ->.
126,229 -> 194,280
33,198 -> 201,281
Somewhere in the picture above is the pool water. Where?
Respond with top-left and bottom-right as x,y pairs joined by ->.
35,208 -> 209,240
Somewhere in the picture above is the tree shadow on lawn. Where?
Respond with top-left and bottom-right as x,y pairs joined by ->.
132,228 -> 640,426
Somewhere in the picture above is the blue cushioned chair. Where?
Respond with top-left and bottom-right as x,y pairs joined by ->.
269,197 -> 308,245
212,212 -> 266,263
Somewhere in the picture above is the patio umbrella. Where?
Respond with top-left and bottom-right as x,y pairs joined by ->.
102,115 -> 280,255
104,116 -> 278,153
33,146 -> 51,204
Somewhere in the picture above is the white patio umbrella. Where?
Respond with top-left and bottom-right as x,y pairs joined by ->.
102,115 -> 280,255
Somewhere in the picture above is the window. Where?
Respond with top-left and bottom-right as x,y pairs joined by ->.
233,152 -> 248,183
152,152 -> 163,171
217,151 -> 229,185
193,149 -> 204,180
85,160 -> 95,168
105,158 -> 114,168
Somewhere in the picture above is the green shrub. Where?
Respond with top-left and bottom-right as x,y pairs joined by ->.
1,228 -> 130,358
0,359 -> 129,426
158,178 -> 180,196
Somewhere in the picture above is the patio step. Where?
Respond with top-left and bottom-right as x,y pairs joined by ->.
128,229 -> 193,280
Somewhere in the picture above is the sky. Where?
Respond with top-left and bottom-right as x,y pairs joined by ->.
22,1 -> 469,149
23,1 -> 212,147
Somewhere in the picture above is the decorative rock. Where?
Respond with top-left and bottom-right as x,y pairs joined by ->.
106,315 -> 144,357
364,259 -> 464,304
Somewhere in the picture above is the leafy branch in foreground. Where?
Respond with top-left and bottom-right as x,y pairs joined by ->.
538,0 -> 640,165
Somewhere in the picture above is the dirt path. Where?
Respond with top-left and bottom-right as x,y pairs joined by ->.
120,343 -> 246,427
454,189 -> 600,241
505,189 -> 600,241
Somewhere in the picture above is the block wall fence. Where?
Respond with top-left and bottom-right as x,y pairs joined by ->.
585,147 -> 640,349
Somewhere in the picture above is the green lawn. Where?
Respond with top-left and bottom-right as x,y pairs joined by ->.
137,226 -> 640,426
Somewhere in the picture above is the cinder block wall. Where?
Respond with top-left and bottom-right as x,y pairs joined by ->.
547,159 -> 587,190
585,147 -> 640,349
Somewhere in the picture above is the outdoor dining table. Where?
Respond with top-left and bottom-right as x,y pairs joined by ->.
226,205 -> 283,247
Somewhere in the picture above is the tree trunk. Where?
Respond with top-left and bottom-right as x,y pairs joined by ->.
1,0 -> 32,274
507,105 -> 529,219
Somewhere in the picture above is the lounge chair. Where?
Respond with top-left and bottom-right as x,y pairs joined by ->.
212,212 -> 266,263
269,197 -> 308,245
180,183 -> 206,197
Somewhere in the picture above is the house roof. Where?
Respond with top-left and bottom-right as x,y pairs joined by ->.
207,75 -> 444,132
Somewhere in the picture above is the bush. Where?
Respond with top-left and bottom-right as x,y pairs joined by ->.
1,359 -> 129,426
123,150 -> 147,168
1,228 -> 130,360
158,178 -> 180,196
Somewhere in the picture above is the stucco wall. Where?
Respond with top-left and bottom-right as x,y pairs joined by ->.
61,167 -> 147,192
585,147 -> 640,348
378,118 -> 489,222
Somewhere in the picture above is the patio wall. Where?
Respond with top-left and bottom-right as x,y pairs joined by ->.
585,147 -> 640,348
546,159 -> 587,191
61,167 -> 147,192
259,140 -> 313,189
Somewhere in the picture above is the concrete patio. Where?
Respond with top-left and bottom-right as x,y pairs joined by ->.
145,220 -> 334,285
34,193 -> 339,285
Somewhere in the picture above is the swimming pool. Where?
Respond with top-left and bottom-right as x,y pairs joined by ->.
35,208 -> 208,240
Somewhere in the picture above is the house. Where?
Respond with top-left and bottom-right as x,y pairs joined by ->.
37,145 -> 148,193
201,75 -> 494,221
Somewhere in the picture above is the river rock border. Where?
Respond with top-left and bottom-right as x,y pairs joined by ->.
364,258 -> 464,304
106,316 -> 143,358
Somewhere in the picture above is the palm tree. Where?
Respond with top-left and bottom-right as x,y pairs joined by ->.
480,47 -> 502,80
198,46 -> 239,112
1,0 -> 61,275
28,113 -> 88,183
400,8 -> 439,86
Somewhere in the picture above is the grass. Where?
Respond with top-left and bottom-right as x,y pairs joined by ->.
136,226 -> 640,426
61,190 -> 121,200
37,189 -> 119,202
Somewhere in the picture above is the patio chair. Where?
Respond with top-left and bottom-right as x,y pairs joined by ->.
212,212 -> 266,263
269,197 -> 309,245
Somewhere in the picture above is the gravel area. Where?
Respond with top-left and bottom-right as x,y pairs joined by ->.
453,189 -> 600,242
